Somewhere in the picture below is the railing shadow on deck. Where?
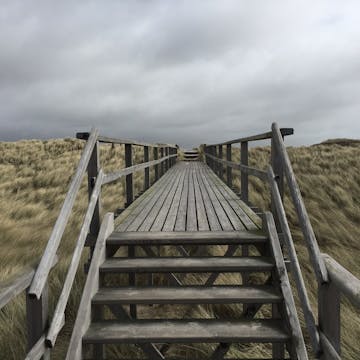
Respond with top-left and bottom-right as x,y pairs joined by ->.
0,129 -> 178,359
203,122 -> 360,360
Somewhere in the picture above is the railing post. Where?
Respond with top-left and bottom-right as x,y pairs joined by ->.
165,147 -> 169,172
125,144 -> 133,207
241,141 -> 249,203
88,140 -> 101,240
153,147 -> 159,183
226,144 -> 232,187
160,147 -> 164,176
26,284 -> 50,359
319,282 -> 341,355
271,132 -> 284,231
218,145 -> 223,179
144,146 -> 150,191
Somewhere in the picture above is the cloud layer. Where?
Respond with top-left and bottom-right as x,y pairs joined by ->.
1,1 -> 360,147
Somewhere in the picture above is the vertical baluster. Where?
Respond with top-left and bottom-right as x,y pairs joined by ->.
153,147 -> 159,183
125,144 -> 133,207
226,144 -> 232,187
218,145 -> 223,179
241,141 -> 249,203
144,146 -> 149,191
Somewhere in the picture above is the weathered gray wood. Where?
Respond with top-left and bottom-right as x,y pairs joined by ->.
151,168 -> 184,231
88,140 -> 101,240
66,213 -> 114,360
206,128 -> 294,146
160,147 -> 164,177
322,253 -> 360,307
195,165 -> 222,231
116,168 -> 174,231
226,144 -> 232,187
128,168 -> 180,231
83,319 -> 289,344
198,166 -> 235,231
241,141 -> 249,203
125,143 -> 133,207
263,212 -> 308,360
175,164 -> 190,231
218,145 -> 223,179
268,166 -> 320,354
29,128 -> 99,299
187,165 -> 197,230
162,166 -> 187,231
144,146 -> 150,190
108,230 -> 266,245
319,332 -> 341,360
77,132 -> 177,149
272,122 -> 328,284
319,280 -> 340,355
103,154 -> 177,185
192,164 -> 210,231
0,267 -> 34,310
46,170 -> 104,347
200,166 -> 245,231
153,147 -> 159,182
204,166 -> 258,230
100,256 -> 274,273
24,335 -> 49,360
93,286 -> 282,305
205,153 -> 267,181
26,283 -> 49,359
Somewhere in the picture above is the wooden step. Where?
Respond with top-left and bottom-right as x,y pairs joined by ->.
83,319 -> 289,344
107,230 -> 267,246
92,286 -> 282,305
100,257 -> 274,273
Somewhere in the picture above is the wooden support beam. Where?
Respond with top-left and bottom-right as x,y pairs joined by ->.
241,141 -> 249,203
226,144 -> 232,187
144,146 -> 150,191
218,145 -> 223,179
125,144 -> 133,207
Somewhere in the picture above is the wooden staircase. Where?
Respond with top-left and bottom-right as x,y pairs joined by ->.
67,215 -> 307,359
183,149 -> 199,161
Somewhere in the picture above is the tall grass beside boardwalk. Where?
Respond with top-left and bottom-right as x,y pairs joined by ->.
0,138 -> 359,359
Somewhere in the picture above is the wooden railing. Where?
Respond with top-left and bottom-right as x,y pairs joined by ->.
204,122 -> 360,359
0,129 -> 177,359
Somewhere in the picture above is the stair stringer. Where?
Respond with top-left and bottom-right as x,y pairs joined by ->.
263,211 -> 309,360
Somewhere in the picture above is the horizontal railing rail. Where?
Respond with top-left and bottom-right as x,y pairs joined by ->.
203,122 -> 360,359
1,128 -> 177,358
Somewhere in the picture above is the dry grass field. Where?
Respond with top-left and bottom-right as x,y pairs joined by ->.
0,137 -> 359,359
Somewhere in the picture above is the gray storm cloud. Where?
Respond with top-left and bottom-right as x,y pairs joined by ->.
0,0 -> 359,147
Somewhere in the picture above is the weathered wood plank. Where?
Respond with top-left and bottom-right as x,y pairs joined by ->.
186,164 -> 198,231
272,122 -> 328,283
46,170 -> 104,347
162,166 -> 187,231
93,286 -> 282,305
29,128 -> 99,299
83,319 -> 289,344
66,213 -> 114,360
174,164 -> 190,231
100,256 -> 274,273
264,212 -> 308,360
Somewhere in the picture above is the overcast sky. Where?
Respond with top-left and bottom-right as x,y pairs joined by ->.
1,1 -> 359,147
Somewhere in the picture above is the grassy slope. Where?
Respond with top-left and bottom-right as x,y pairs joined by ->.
0,139 -> 359,358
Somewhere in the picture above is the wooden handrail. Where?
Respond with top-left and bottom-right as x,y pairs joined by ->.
322,253 -> 360,307
206,127 -> 293,147
29,128 -> 99,299
46,170 -> 104,347
204,152 -> 267,180
102,154 -> 177,185
76,132 -> 177,149
267,166 -> 321,354
271,123 -> 328,284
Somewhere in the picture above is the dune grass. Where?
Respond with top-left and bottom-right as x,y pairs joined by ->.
0,138 -> 359,359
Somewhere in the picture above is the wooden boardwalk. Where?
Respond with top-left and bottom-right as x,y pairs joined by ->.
2,124 -> 359,360
115,161 -> 260,233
